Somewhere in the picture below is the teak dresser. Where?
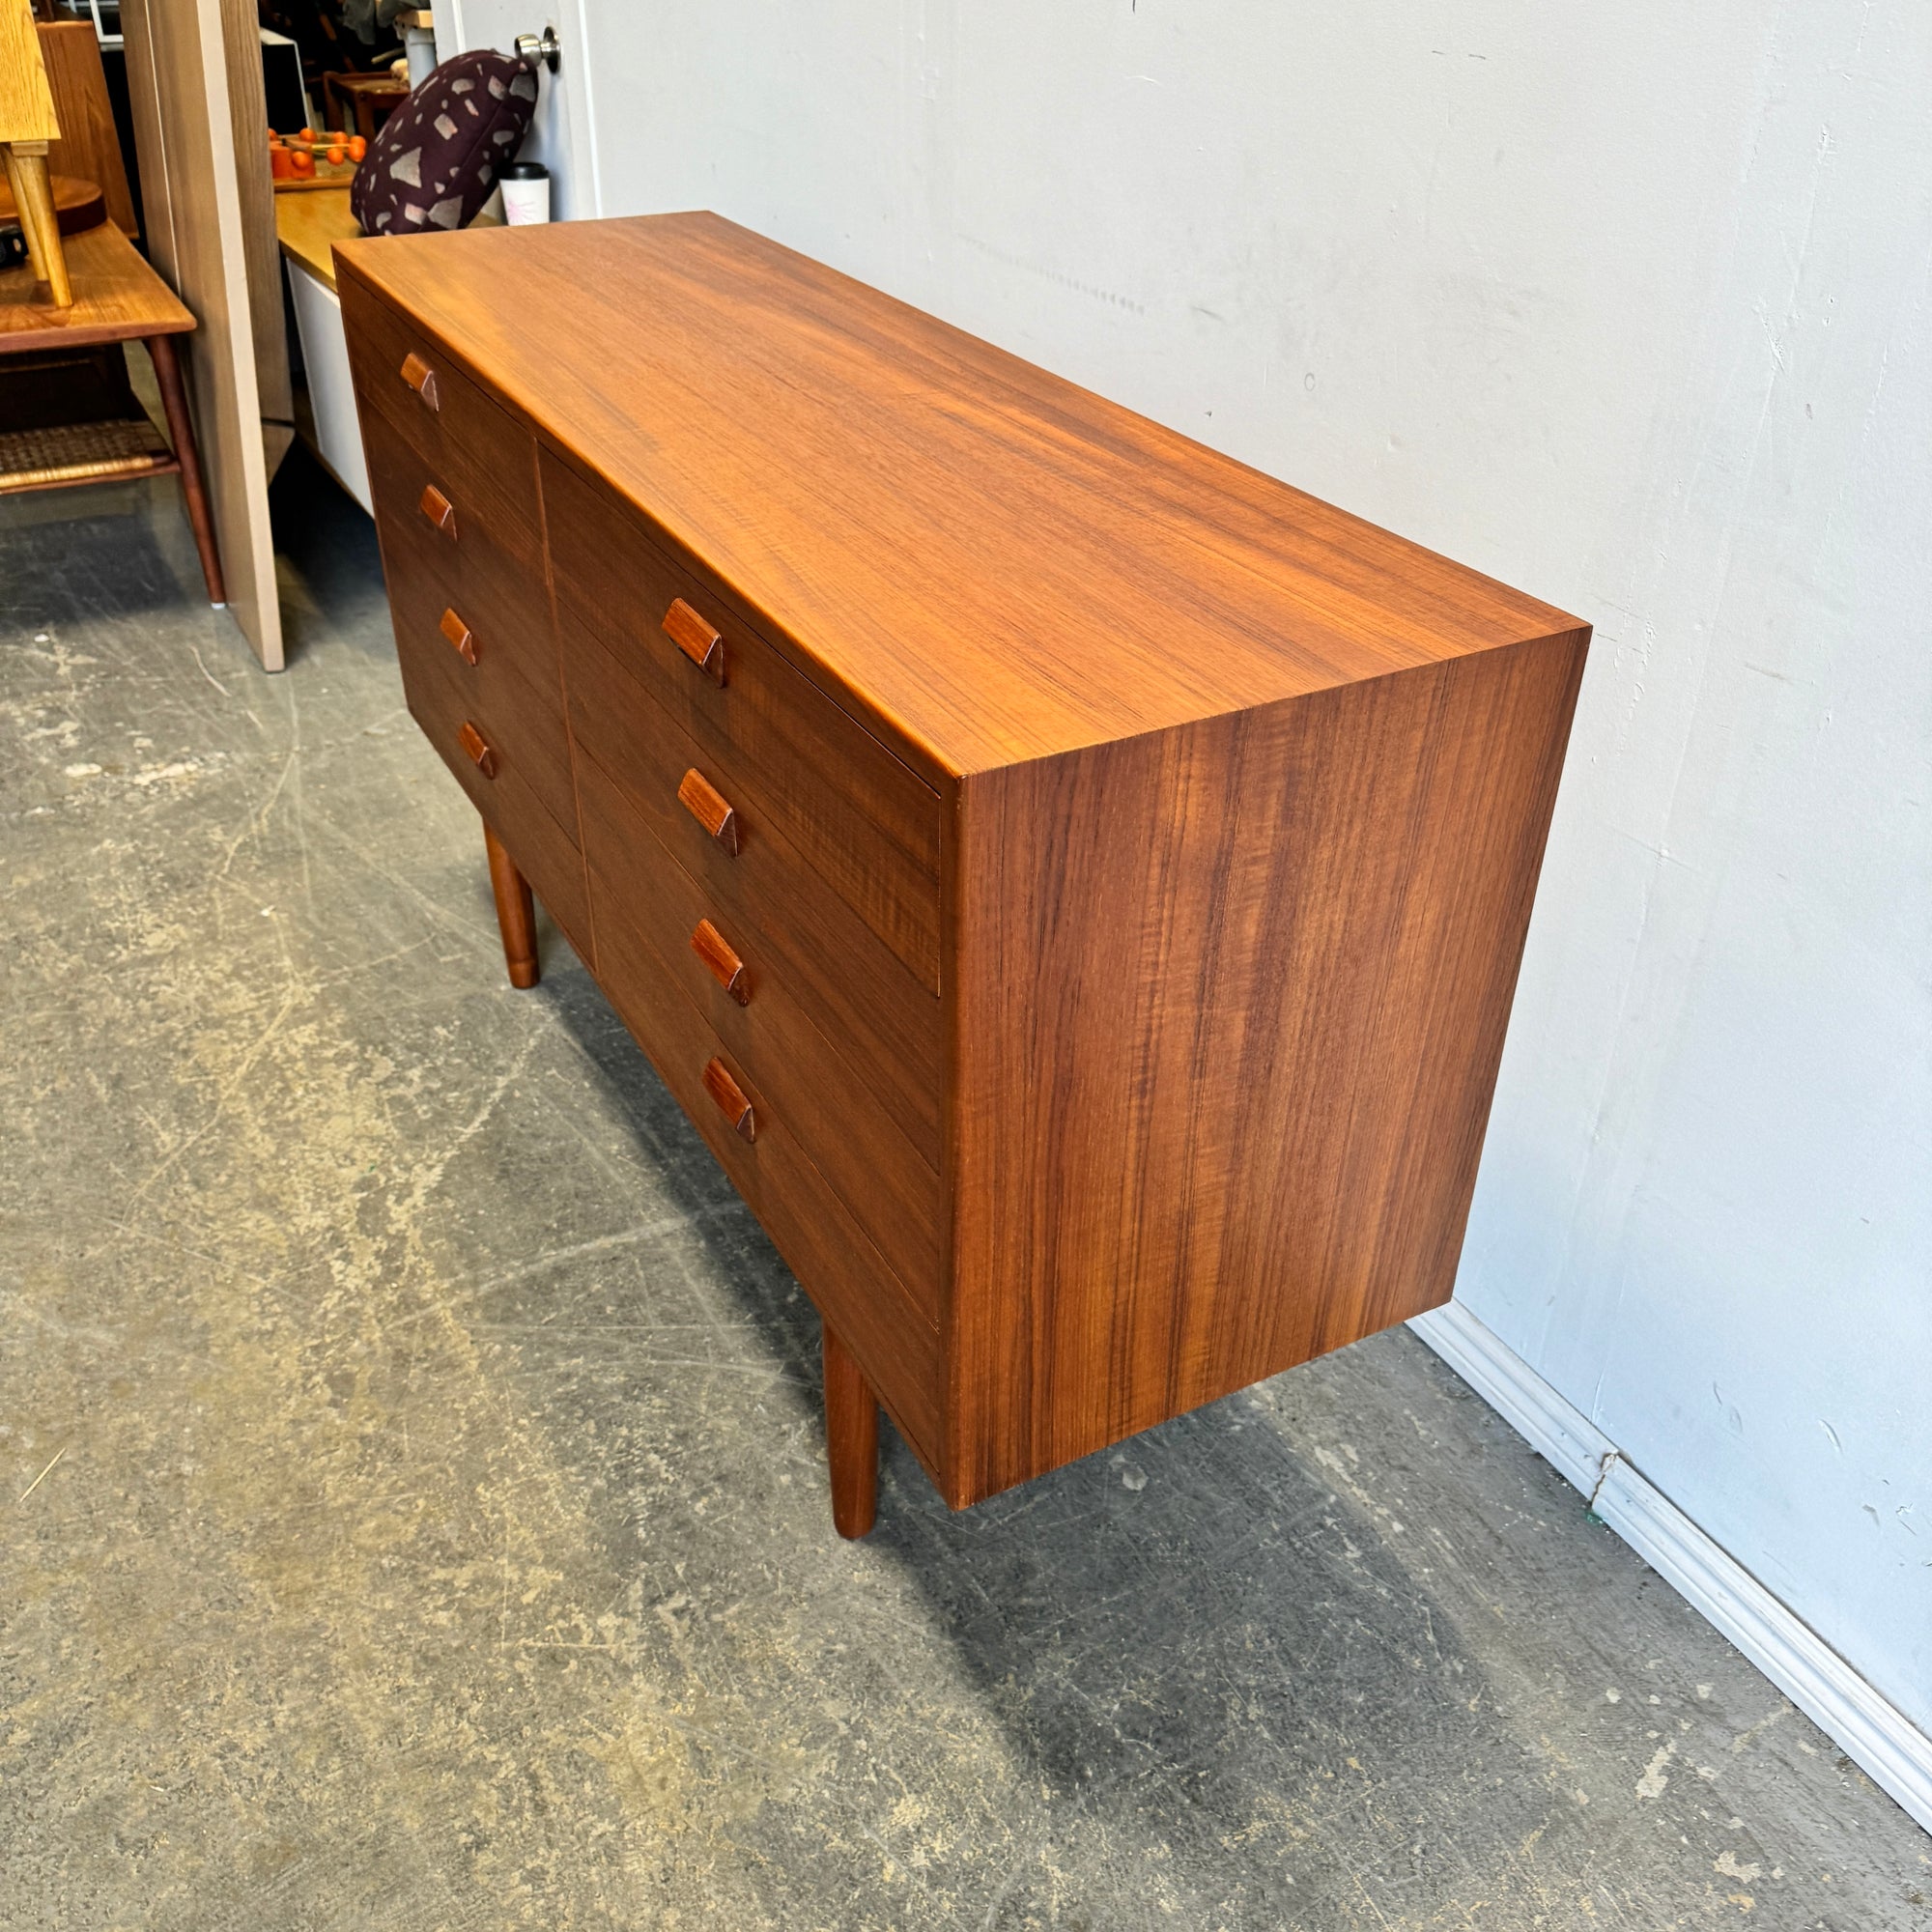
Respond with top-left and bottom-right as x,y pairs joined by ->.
336,213 -> 1588,1538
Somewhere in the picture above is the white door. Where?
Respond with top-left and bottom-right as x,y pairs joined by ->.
427,1 -> 601,219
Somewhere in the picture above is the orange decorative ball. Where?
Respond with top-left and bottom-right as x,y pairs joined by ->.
290,149 -> 316,178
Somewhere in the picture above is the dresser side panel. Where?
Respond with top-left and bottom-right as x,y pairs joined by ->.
946,629 -> 1588,1504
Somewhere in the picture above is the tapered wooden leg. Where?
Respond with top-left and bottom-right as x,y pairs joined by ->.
4,144 -> 71,307
484,823 -> 540,988
1,150 -> 32,276
146,333 -> 227,605
822,1322 -> 879,1539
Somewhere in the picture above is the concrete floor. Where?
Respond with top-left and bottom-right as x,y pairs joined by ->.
2,455 -> 1926,1932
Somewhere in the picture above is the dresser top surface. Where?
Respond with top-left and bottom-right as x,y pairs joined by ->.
337,212 -> 1584,778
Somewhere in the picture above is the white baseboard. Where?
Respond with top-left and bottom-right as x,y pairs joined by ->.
1408,1300 -> 1932,1837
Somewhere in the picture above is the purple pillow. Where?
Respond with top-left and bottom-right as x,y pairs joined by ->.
351,49 -> 537,237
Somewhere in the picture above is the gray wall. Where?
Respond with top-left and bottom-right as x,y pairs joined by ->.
538,1 -> 1930,1731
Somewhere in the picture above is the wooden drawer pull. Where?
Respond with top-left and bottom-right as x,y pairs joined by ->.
419,483 -> 457,538
399,351 -> 440,412
677,767 -> 739,856
440,606 -> 478,665
663,597 -> 725,683
701,1057 -> 756,1141
457,719 -> 497,779
691,918 -> 751,1005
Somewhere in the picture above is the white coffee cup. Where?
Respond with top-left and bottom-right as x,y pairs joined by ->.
500,162 -> 551,227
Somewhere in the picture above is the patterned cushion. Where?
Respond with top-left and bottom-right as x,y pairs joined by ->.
350,50 -> 537,238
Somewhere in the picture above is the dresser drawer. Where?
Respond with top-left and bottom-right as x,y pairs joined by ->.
343,281 -> 543,572
361,410 -> 560,723
579,753 -> 939,1293
591,882 -> 941,1469
561,614 -> 943,1160
370,440 -> 576,848
381,538 -> 579,841
391,597 -> 591,956
542,449 -> 943,992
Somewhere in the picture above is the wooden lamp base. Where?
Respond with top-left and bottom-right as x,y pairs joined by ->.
0,168 -> 104,236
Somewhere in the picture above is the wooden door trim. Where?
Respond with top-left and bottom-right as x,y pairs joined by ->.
120,0 -> 285,668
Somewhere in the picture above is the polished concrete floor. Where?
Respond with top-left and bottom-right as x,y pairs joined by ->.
2,457 -> 1926,1931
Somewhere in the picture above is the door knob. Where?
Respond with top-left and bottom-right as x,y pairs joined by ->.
514,25 -> 559,71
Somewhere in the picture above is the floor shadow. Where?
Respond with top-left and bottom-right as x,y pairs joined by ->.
537,966 -> 1532,1920
0,475 -> 201,627
270,440 -> 390,668
863,1371 -> 1523,1911
536,954 -> 831,1391
0,434 -> 386,675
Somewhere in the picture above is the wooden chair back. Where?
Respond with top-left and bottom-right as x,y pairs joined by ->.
37,20 -> 137,232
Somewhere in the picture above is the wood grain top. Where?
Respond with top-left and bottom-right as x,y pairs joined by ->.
337,213 -> 1585,777
0,219 -> 193,350
274,184 -> 359,292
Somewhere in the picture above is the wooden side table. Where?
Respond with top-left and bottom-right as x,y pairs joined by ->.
0,221 -> 224,603
324,71 -> 410,144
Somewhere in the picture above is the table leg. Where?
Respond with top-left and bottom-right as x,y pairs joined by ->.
146,333 -> 226,605
823,1322 -> 879,1539
484,823 -> 541,988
